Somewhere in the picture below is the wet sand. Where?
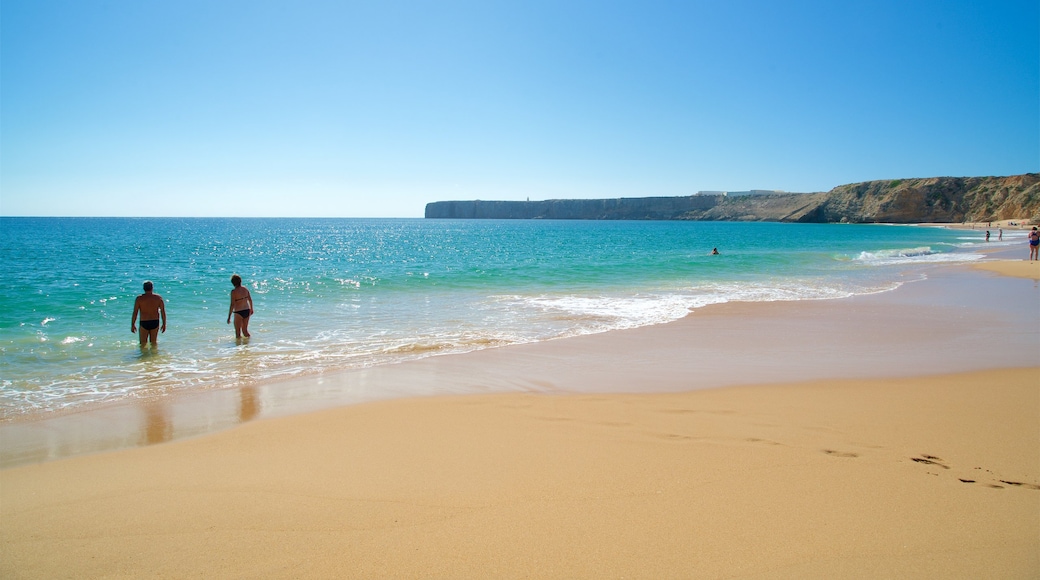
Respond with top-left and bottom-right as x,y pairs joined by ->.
1,260 -> 1038,578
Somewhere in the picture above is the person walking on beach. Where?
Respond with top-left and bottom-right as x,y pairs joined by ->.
131,281 -> 166,347
227,274 -> 254,339
1029,227 -> 1039,261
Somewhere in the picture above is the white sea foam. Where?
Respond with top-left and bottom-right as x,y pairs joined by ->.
493,276 -> 902,342
855,246 -> 981,266
515,293 -> 703,331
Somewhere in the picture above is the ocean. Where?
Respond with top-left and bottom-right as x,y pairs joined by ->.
0,217 -> 1008,420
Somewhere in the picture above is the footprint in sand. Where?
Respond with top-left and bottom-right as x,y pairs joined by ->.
822,449 -> 859,458
910,454 -> 949,469
911,455 -> 1040,490
997,480 -> 1040,490
746,437 -> 784,446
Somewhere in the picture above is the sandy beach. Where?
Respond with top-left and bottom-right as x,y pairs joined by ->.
971,258 -> 1040,280
2,260 -> 1038,578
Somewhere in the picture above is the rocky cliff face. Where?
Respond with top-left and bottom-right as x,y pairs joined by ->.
811,174 -> 1039,223
675,193 -> 829,222
424,174 -> 1040,223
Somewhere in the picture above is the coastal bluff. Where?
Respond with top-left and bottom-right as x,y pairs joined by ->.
425,173 -> 1039,223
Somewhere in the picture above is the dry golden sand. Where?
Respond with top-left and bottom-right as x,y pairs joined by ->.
941,221 -> 1035,231
1,370 -> 1038,579
972,259 -> 1040,280
2,264 -> 1039,579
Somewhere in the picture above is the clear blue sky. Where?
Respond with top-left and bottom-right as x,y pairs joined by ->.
2,0 -> 1037,217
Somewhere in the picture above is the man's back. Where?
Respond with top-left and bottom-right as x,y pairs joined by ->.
136,293 -> 164,320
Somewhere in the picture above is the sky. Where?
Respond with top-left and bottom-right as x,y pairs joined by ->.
2,0 -> 1037,218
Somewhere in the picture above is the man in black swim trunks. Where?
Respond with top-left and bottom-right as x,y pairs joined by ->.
131,280 -> 167,347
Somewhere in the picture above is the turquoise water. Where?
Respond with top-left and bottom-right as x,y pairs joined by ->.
0,217 -> 1001,418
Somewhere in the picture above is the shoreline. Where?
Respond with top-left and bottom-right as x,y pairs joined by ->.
1,258 -> 1037,468
0,222 -> 1023,428
937,219 -> 1037,230
1,259 -> 1038,577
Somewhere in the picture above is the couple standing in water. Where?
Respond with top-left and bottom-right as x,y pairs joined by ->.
130,275 -> 254,346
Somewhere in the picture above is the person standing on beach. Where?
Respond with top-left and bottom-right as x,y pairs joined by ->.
1029,227 -> 1039,261
227,274 -> 254,339
131,281 -> 166,347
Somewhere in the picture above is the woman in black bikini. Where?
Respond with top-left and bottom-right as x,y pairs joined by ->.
227,274 -> 254,339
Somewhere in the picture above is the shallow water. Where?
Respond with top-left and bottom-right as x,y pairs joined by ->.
0,217 -> 1006,418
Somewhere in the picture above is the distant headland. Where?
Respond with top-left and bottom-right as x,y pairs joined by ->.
425,173 -> 1039,224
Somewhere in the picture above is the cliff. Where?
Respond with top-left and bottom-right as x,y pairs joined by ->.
424,173 -> 1040,223
808,174 -> 1039,223
424,196 -> 720,220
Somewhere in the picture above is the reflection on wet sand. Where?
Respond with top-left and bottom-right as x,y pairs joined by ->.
239,386 -> 260,423
1,381 -> 273,468
232,340 -> 261,423
138,348 -> 173,446
143,403 -> 172,445
137,386 -> 260,448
